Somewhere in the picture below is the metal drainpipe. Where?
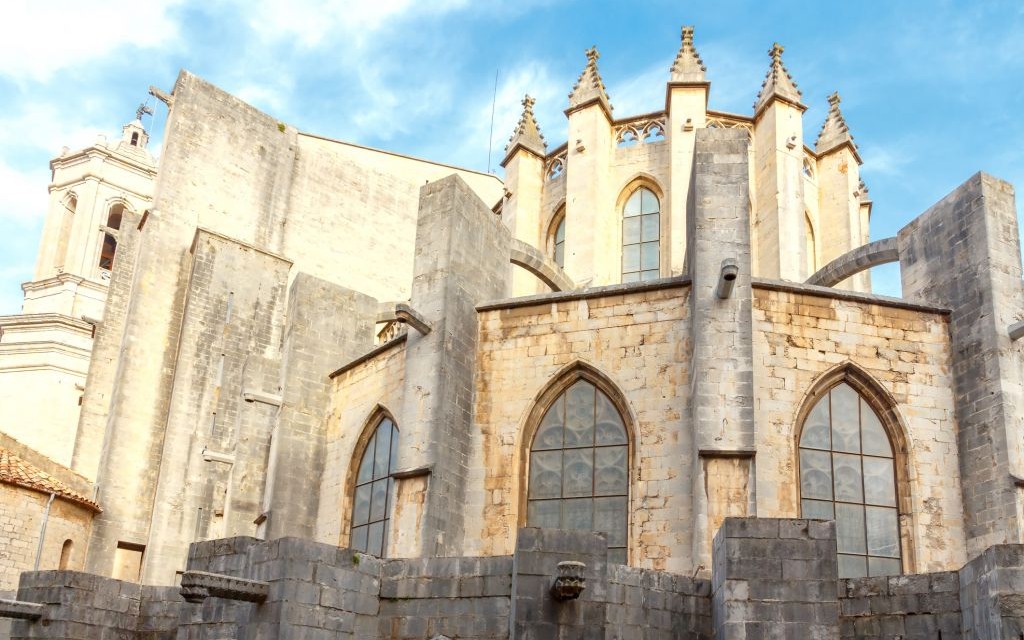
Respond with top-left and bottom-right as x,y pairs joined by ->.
33,493 -> 56,570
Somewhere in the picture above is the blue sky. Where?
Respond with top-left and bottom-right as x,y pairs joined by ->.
0,0 -> 1021,310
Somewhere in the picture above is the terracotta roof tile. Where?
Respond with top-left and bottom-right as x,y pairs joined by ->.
0,447 -> 101,512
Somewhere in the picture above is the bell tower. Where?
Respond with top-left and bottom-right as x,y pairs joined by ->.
0,107 -> 157,467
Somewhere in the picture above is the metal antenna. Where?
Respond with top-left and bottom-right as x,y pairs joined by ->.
486,68 -> 499,173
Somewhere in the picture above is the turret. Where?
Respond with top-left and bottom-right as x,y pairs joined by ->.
814,92 -> 869,291
501,95 -> 548,295
751,43 -> 807,282
563,47 -> 615,286
666,26 -> 709,276
30,106 -> 156,315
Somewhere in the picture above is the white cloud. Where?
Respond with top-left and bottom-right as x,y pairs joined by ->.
0,104 -> 104,157
239,0 -> 472,49
0,160 -> 48,225
0,0 -> 185,81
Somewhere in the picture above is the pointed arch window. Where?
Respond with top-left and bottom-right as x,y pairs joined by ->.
621,187 -> 660,283
350,416 -> 398,557
799,382 -> 901,578
805,212 -> 817,276
551,211 -> 566,269
526,379 -> 629,564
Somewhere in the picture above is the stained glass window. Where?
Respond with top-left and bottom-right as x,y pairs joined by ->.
621,187 -> 660,283
527,380 -> 629,564
799,383 -> 901,578
350,416 -> 398,557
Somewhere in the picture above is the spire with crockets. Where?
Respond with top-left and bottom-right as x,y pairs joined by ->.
815,92 -> 859,160
505,94 -> 547,159
753,43 -> 804,115
670,26 -> 707,83
568,47 -> 612,114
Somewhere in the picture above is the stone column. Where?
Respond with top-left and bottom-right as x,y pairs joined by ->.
688,128 -> 756,568
898,172 -> 1024,557
393,175 -> 510,557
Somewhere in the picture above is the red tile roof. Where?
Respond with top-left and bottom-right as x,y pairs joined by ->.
0,447 -> 101,512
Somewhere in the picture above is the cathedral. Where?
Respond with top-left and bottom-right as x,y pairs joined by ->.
0,26 -> 1022,639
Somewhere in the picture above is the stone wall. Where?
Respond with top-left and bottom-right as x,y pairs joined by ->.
839,571 -> 961,639
0,487 -> 93,590
143,229 -> 292,584
13,519 -> 1024,639
9,571 -> 182,640
471,280 -> 692,570
73,70 -> 503,582
898,173 -> 1024,558
379,556 -> 512,639
318,337 -> 407,549
959,544 -> 1024,638
751,283 -> 966,573
712,518 -> 839,638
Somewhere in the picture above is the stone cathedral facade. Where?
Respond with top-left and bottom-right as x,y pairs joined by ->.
1,27 -> 1023,639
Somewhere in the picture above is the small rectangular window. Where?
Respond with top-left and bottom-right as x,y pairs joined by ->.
112,541 -> 145,582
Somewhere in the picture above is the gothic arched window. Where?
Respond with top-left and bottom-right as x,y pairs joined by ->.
621,187 -> 660,283
799,382 -> 901,578
526,379 -> 629,564
350,416 -> 398,557
805,212 -> 817,276
553,216 -> 566,269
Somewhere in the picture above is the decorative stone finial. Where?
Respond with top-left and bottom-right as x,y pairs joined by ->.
670,25 -> 707,82
857,179 -> 871,203
753,42 -> 804,115
503,94 -> 547,163
815,91 -> 859,158
568,46 -> 612,113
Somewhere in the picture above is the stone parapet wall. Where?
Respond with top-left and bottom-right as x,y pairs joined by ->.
9,520 -> 1024,638
379,556 -> 512,639
839,571 -> 961,639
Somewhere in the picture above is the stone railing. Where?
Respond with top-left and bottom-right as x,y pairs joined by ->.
614,112 -> 667,147
545,144 -> 567,181
705,110 -> 753,134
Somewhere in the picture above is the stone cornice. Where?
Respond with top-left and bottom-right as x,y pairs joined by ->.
564,95 -> 614,121
329,333 -> 408,379
477,275 -> 692,312
22,273 -> 110,294
664,81 -> 710,112
815,139 -> 863,165
0,312 -> 95,333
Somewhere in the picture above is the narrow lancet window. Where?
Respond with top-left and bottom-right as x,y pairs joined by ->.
621,187 -> 660,283
799,382 -> 901,578
350,416 -> 398,557
553,217 -> 566,269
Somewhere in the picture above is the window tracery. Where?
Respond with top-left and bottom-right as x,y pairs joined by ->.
799,382 -> 901,578
526,379 -> 629,564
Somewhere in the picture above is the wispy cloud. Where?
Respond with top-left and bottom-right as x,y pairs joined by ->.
0,0 -> 186,82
